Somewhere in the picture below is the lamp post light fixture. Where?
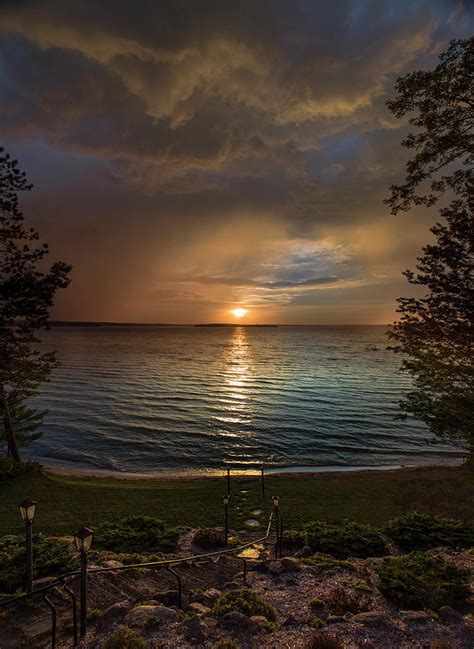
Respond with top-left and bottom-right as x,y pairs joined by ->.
223,494 -> 230,546
19,497 -> 37,593
74,527 -> 94,637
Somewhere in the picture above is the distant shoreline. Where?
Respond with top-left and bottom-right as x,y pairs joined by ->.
48,321 -> 390,327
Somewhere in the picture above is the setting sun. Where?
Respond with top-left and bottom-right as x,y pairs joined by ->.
231,308 -> 248,319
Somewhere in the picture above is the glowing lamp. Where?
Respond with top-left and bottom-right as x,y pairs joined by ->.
19,497 -> 37,522
74,527 -> 94,553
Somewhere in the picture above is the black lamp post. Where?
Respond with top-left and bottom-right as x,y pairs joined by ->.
272,495 -> 280,558
74,527 -> 94,638
223,494 -> 230,545
226,467 -> 230,495
19,497 -> 37,593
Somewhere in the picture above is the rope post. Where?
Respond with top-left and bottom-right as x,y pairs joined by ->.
223,494 -> 230,546
79,551 -> 88,637
272,496 -> 280,559
227,467 -> 230,495
260,464 -> 265,500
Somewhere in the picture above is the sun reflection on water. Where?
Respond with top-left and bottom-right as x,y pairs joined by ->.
215,327 -> 253,430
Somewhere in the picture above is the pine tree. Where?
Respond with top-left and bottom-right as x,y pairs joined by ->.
0,146 -> 71,462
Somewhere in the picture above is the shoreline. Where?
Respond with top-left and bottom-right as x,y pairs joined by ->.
41,458 -> 465,482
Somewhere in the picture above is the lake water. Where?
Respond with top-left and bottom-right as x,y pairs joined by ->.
24,326 -> 464,474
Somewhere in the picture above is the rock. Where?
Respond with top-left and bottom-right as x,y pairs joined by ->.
153,589 -> 188,608
125,605 -> 178,628
188,602 -> 212,616
438,606 -> 463,625
219,611 -> 258,633
102,560 -> 124,569
223,581 -> 240,591
282,614 -> 298,627
280,557 -> 301,572
204,588 -> 221,602
326,615 -> 345,625
96,600 -> 131,632
179,615 -> 207,644
265,560 -> 284,575
400,610 -> 433,624
294,545 -> 313,558
250,615 -> 271,628
352,611 -> 392,627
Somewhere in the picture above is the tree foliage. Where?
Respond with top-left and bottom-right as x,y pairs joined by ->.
385,38 -> 473,214
0,146 -> 71,461
386,39 -> 473,454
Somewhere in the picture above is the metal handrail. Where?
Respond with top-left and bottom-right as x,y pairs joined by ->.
0,511 -> 275,609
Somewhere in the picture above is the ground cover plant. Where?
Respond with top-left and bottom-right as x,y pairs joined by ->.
304,519 -> 386,559
377,552 -> 470,610
301,553 -> 357,574
384,512 -> 474,551
213,588 -> 277,621
0,535 -> 78,593
94,515 -> 182,552
102,626 -> 146,649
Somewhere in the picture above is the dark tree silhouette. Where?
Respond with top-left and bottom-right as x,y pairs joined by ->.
0,147 -> 72,462
386,38 -> 473,214
386,38 -> 473,456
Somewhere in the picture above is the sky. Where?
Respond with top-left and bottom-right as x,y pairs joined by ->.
1,0 -> 472,324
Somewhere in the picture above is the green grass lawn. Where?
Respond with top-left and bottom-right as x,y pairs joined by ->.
0,465 -> 472,536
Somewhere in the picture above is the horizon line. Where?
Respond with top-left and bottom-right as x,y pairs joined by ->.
49,320 -> 391,327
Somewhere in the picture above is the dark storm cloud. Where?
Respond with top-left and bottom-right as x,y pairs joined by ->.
0,0 -> 472,322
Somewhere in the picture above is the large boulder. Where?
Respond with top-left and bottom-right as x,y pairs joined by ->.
280,557 -> 301,572
352,611 -> 392,627
179,615 -> 207,644
153,589 -> 188,609
218,611 -> 259,633
400,610 -> 433,624
96,600 -> 131,632
188,602 -> 212,616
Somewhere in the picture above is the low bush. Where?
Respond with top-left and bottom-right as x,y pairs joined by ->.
323,587 -> 370,615
94,515 -> 182,552
215,640 -> 241,649
213,588 -> 277,621
0,459 -> 42,481
0,535 -> 78,593
377,552 -> 470,610
282,529 -> 307,549
302,553 -> 357,574
304,520 -> 386,559
102,626 -> 146,648
192,527 -> 241,550
385,512 -> 474,551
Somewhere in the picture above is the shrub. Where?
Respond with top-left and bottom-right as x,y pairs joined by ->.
102,626 -> 146,648
215,640 -> 241,649
193,527 -> 227,550
94,515 -> 181,552
0,459 -> 42,481
377,552 -> 470,610
304,520 -> 386,559
213,589 -> 277,622
282,529 -> 306,549
0,535 -> 78,593
385,512 -> 474,551
323,587 -> 370,615
302,553 -> 357,574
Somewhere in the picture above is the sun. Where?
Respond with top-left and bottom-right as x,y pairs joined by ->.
231,308 -> 248,319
